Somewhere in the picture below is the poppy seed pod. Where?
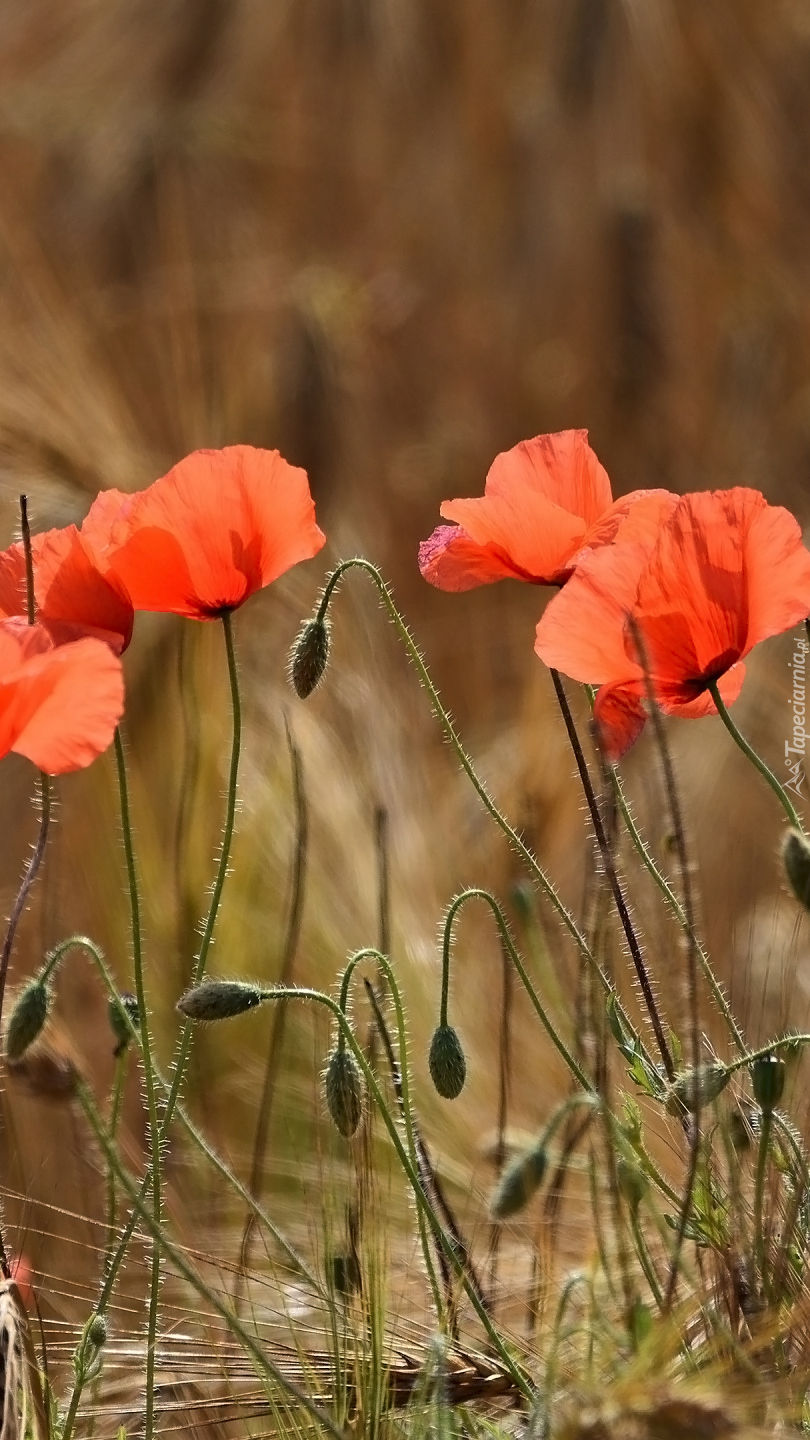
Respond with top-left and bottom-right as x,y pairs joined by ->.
86,1314 -> 108,1349
324,1047 -> 364,1137
751,1053 -> 786,1113
490,1141 -> 547,1220
665,1062 -> 731,1116
108,992 -> 140,1055
617,1156 -> 649,1214
428,1024 -> 466,1099
782,828 -> 810,912
177,980 -> 265,1022
5,979 -> 51,1061
289,616 -> 330,699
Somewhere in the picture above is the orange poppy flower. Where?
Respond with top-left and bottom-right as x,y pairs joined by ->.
81,445 -> 326,620
0,527 -> 133,654
419,430 -> 663,590
535,488 -> 810,760
0,618 -> 124,773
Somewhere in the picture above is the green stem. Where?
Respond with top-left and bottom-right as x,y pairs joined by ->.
113,726 -> 162,1440
609,768 -> 746,1053
441,889 -> 594,1095
315,561 -> 602,989
336,949 -> 444,1322
161,611 -> 243,1124
709,681 -> 802,830
75,1082 -> 346,1440
629,1210 -> 663,1309
252,984 -> 533,1401
754,1108 -> 773,1298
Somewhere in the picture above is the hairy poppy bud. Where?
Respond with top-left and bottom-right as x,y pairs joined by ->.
490,1140 -> 547,1220
109,992 -> 139,1055
289,616 -> 330,699
751,1053 -> 785,1113
617,1156 -> 649,1214
86,1314 -> 108,1349
177,980 -> 265,1022
5,979 -> 51,1061
428,1024 -> 466,1099
783,828 -> 810,911
665,1063 -> 730,1116
324,1047 -> 364,1137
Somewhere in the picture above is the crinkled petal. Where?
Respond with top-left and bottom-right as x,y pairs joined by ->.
418,523 -> 543,591
440,491 -> 586,585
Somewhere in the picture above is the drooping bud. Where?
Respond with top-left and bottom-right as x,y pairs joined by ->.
5,979 -> 51,1061
751,1052 -> 786,1113
324,1046 -> 364,1137
617,1156 -> 649,1214
490,1140 -> 547,1220
428,1024 -> 466,1100
177,980 -> 265,1022
108,992 -> 140,1056
782,828 -> 810,912
289,616 -> 331,699
664,1062 -> 730,1116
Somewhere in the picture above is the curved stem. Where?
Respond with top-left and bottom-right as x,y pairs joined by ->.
315,561 -> 602,986
442,889 -> 594,1094
336,948 -> 443,1321
253,983 -> 533,1400
709,681 -> 802,830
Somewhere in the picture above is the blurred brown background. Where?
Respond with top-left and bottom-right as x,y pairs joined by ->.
3,0 -> 810,1358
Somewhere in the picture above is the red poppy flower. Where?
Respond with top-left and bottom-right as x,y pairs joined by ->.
81,445 -> 326,620
535,488 -> 810,760
0,618 -> 124,772
418,430 -> 663,591
0,527 -> 133,654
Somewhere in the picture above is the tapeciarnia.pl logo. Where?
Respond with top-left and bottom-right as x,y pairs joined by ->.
786,634 -> 809,798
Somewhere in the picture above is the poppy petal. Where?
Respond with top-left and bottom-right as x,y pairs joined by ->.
440,490 -> 586,585
417,524 -> 528,590
535,538 -> 658,684
0,623 -> 123,773
743,496 -> 810,650
0,528 -> 133,653
82,447 -> 325,620
593,682 -> 648,762
485,430 -> 612,526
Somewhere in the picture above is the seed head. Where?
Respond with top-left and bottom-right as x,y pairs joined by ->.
751,1052 -> 786,1112
490,1141 -> 547,1220
324,1046 -> 364,1137
289,616 -> 330,699
177,980 -> 265,1022
783,827 -> 810,911
5,979 -> 51,1061
428,1024 -> 466,1099
109,992 -> 140,1055
665,1062 -> 730,1116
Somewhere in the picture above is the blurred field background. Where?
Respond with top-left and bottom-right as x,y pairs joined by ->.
2,0 -> 810,1427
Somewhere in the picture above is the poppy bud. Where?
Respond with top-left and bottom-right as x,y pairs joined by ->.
490,1140 -> 547,1220
86,1314 -> 108,1349
782,828 -> 810,911
289,616 -> 330,699
177,980 -> 265,1022
108,992 -> 139,1055
428,1024 -> 466,1099
751,1053 -> 785,1113
324,1047 -> 364,1137
5,979 -> 51,1061
665,1062 -> 730,1115
617,1156 -> 648,1214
